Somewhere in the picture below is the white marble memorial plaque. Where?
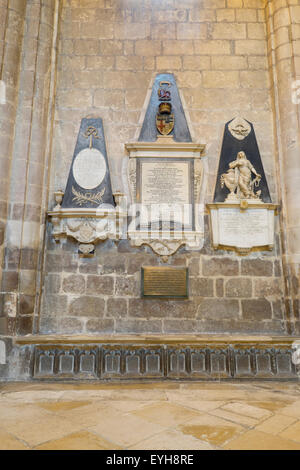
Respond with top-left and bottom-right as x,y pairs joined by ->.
141,161 -> 190,205
218,208 -> 271,248
140,160 -> 191,227
73,148 -> 106,190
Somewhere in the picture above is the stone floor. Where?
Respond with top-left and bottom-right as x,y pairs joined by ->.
0,381 -> 300,450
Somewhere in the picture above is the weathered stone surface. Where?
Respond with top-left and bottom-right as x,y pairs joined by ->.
225,278 -> 252,298
128,299 -> 170,318
4,247 -> 20,270
188,258 -> 200,276
43,274 -> 61,294
86,276 -> 114,295
18,295 -> 35,315
0,221 -> 5,245
274,260 -> 282,277
59,317 -> 83,333
197,299 -> 240,319
79,258 -> 98,274
98,253 -> 126,274
85,319 -> 115,333
41,295 -> 68,316
254,279 -> 283,297
163,319 -> 199,333
272,300 -> 284,319
241,298 -> 272,320
62,274 -> 85,294
216,278 -> 224,297
45,253 -> 63,273
17,316 -> 33,335
190,278 -> 214,297
1,271 -> 18,291
115,276 -> 139,297
115,319 -> 162,333
39,316 -> 58,334
107,298 -> 128,318
202,257 -> 239,276
68,296 -> 105,317
127,254 -> 156,274
62,252 -> 78,272
241,259 -> 273,276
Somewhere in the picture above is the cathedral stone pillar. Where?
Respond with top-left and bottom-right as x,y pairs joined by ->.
0,0 -> 61,336
0,0 -> 26,289
266,0 -> 300,334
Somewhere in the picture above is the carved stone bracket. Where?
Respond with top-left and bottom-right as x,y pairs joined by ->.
48,192 -> 127,256
128,230 -> 205,260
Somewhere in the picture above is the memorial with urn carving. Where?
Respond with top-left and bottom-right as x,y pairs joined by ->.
0,0 -> 299,383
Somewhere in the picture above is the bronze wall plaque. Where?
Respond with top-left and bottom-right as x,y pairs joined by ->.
141,266 -> 188,299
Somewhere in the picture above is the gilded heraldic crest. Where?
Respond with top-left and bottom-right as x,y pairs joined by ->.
156,81 -> 174,136
156,102 -> 174,136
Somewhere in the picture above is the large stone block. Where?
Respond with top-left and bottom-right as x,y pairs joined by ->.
127,253 -> 156,274
1,271 -> 18,291
156,55 -> 182,70
202,257 -> 239,276
18,294 -> 35,315
128,298 -> 171,318
86,275 -> 114,295
254,279 -> 283,297
68,296 -> 105,317
190,278 -> 214,297
98,253 -> 126,274
197,298 -> 240,319
163,319 -> 198,333
163,40 -> 194,55
225,278 -> 252,298
211,55 -> 247,70
115,276 -> 139,297
212,23 -> 246,39
242,298 -> 272,320
74,39 -> 100,55
107,298 -> 128,318
17,315 -> 33,335
41,295 -> 68,316
241,258 -> 273,276
202,71 -> 240,88
59,317 -> 83,333
62,274 -> 85,294
86,318 -> 115,333
177,23 -> 207,40
115,319 -> 162,333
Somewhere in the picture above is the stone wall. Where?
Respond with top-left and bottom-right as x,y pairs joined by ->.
40,219 -> 285,335
2,0 -> 300,340
38,0 -> 287,336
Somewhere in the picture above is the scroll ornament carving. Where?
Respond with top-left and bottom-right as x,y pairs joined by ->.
128,158 -> 137,203
48,191 -> 127,256
194,159 -> 203,203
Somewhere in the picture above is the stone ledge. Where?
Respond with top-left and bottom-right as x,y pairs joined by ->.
14,334 -> 300,346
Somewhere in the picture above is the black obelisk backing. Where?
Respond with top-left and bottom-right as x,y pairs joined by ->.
213,119 -> 271,203
61,118 -> 115,209
138,73 -> 192,142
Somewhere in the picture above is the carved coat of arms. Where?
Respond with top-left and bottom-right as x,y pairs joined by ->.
156,102 -> 174,136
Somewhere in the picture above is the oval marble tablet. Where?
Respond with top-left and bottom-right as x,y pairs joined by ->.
73,148 -> 106,190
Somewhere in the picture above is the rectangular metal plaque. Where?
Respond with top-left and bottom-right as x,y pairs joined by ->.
141,266 -> 188,299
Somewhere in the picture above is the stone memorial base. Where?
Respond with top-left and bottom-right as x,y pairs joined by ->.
1,334 -> 298,382
207,201 -> 278,255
